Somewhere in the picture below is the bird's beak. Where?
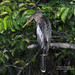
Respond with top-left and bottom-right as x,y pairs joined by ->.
23,20 -> 31,28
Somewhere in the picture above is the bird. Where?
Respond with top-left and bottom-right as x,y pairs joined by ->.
23,10 -> 51,73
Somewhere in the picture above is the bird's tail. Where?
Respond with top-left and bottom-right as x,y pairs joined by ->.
40,54 -> 46,73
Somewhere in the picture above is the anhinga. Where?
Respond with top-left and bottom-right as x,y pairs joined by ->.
23,10 -> 51,73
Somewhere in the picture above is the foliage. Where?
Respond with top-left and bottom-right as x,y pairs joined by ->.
0,0 -> 75,75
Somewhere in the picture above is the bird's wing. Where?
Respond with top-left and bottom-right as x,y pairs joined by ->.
38,18 -> 51,42
44,19 -> 51,42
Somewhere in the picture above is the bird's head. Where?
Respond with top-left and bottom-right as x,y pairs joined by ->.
23,10 -> 42,28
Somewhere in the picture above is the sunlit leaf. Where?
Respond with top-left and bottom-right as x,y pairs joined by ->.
19,3 -> 25,8
3,16 -> 9,30
0,1 -> 11,6
29,3 -> 36,6
0,12 -> 8,16
61,8 -> 69,22
4,54 -> 9,60
14,60 -> 20,65
19,7 -> 26,12
25,38 -> 30,43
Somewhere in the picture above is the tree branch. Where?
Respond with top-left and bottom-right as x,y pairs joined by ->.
27,43 -> 75,49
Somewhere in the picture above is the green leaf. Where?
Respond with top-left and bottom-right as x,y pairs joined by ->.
32,56 -> 36,62
20,60 -> 26,67
0,18 -> 3,21
4,54 -> 9,60
15,35 -> 23,39
8,20 -> 15,32
25,38 -> 30,43
17,0 -> 23,2
11,50 -> 15,57
7,39 -> 12,45
19,41 -> 24,50
0,1 -> 11,6
4,6 -> 12,13
58,26 -> 62,31
0,19 -> 4,33
55,52 -> 61,57
1,58 -> 5,63
3,50 -> 8,54
12,11 -> 20,19
0,12 -> 8,16
3,16 -> 9,30
55,7 -> 65,18
13,20 -> 20,30
19,7 -> 26,12
13,61 -> 20,65
61,8 -> 69,22
19,3 -> 25,8
70,66 -> 75,75
0,35 -> 6,43
67,8 -> 74,19
21,16 -> 26,23
22,9 -> 35,16
74,8 -> 75,16
26,0 -> 30,2
0,22 -> 4,33
29,3 -> 36,6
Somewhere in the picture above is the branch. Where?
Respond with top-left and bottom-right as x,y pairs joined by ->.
27,43 -> 75,49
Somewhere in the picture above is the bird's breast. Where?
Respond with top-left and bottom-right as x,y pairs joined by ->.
36,24 -> 44,42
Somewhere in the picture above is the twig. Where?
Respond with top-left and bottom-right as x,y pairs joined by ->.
0,65 -> 23,72
17,49 -> 40,75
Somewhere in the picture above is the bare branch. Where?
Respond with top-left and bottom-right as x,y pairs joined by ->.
27,43 -> 75,49
50,43 -> 75,49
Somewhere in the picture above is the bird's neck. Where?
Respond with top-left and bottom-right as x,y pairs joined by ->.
35,17 -> 43,23
34,14 -> 43,23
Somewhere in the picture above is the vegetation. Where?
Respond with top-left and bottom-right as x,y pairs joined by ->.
0,0 -> 75,75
